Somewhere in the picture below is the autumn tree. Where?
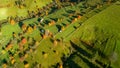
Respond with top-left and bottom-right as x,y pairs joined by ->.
9,18 -> 16,25
27,26 -> 33,33
21,37 -> 27,45
22,24 -> 27,32
24,61 -> 29,68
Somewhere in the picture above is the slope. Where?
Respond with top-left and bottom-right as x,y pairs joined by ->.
66,2 -> 120,68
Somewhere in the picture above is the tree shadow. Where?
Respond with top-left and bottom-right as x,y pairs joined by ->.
80,39 -> 107,58
95,60 -> 108,68
80,40 -> 96,52
50,18 -> 58,22
50,38 -> 54,43
37,18 -> 41,22
38,27 -> 45,35
70,41 -> 92,58
56,24 -> 62,32
67,19 -> 72,23
62,14 -> 69,17
62,23 -> 66,26
81,11 -> 86,15
66,10 -> 75,14
62,52 -> 82,68
77,54 -> 99,68
94,9 -> 101,13
44,20 -> 50,25
18,21 -> 24,28
49,6 -> 58,14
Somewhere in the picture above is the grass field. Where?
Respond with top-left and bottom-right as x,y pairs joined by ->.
0,1 -> 120,68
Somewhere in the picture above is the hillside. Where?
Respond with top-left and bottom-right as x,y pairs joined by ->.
65,2 -> 120,68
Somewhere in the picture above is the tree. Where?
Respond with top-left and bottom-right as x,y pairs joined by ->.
10,19 -> 15,25
12,32 -> 17,39
54,40 -> 58,46
22,24 -> 27,32
77,15 -> 82,19
11,59 -> 15,64
21,37 -> 27,45
24,61 -> 29,68
6,43 -> 13,51
107,0 -> 112,4
2,63 -> 7,68
27,26 -> 33,33
85,0 -> 103,7
53,0 -> 62,9
61,26 -> 65,31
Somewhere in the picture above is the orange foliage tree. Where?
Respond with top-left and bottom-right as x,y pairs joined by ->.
21,37 -> 27,45
42,34 -> 47,39
22,24 -> 27,32
77,15 -> 82,19
10,19 -> 15,25
49,20 -> 55,26
6,43 -> 13,51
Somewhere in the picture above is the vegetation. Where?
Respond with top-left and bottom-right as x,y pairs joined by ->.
0,0 -> 120,68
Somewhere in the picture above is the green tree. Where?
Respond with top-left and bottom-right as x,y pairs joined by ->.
85,0 -> 103,7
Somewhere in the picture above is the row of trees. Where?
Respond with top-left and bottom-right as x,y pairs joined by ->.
15,0 -> 26,9
55,0 -> 118,8
1,0 -> 116,26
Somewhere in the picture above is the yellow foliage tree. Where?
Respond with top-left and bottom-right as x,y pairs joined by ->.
27,26 -> 33,33
59,64 -> 63,68
62,26 -> 65,31
19,5 -> 24,9
74,18 -> 77,21
2,63 -> 7,68
54,40 -> 58,46
24,64 -> 29,68
24,53 -> 28,58
55,51 -> 59,55
29,49 -> 33,53
44,53 -> 48,59
33,25 -> 37,30
45,11 -> 48,15
48,23 -> 52,26
35,41 -> 39,46
11,59 -> 15,64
